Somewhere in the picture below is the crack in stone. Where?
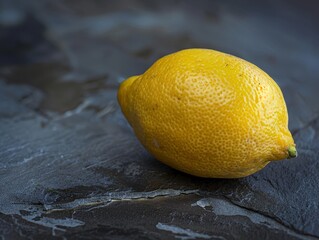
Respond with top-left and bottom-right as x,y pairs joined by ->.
1,190 -> 198,232
44,189 -> 199,212
156,222 -> 217,240
221,197 -> 319,240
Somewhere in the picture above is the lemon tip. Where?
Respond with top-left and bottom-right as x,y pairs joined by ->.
287,145 -> 297,159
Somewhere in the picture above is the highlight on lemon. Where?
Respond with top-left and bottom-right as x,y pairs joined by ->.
118,48 -> 297,178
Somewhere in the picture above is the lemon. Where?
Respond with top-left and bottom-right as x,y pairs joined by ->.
118,48 -> 296,178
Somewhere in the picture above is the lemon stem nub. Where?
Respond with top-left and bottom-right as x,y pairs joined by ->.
287,146 -> 297,159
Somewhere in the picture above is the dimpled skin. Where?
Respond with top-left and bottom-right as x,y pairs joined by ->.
118,49 -> 296,178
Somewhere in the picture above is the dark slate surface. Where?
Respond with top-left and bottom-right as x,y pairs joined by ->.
0,0 -> 319,239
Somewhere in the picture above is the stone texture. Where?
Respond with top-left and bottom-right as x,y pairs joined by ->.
0,0 -> 319,239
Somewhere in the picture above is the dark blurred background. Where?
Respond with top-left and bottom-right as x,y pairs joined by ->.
1,0 -> 319,239
1,0 -> 319,128
1,0 -> 318,128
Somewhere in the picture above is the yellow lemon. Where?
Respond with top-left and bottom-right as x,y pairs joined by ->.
118,49 -> 296,178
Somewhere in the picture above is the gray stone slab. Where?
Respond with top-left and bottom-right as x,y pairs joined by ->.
1,0 -> 319,239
